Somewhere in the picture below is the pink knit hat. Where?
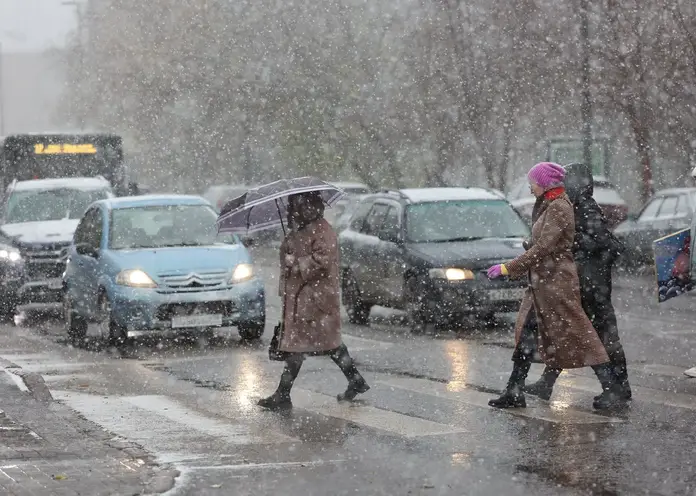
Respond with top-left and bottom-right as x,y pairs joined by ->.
528,162 -> 565,190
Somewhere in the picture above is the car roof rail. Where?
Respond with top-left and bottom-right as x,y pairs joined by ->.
378,188 -> 408,199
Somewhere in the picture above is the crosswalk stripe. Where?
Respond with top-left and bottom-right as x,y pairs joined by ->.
52,390 -> 296,456
636,363 -> 692,378
551,374 -> 696,411
0,353 -> 89,373
377,377 -> 623,424
291,388 -> 467,437
342,334 -> 394,350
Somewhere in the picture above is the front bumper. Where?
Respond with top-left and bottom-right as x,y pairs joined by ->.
17,279 -> 63,310
109,277 -> 266,335
423,275 -> 527,317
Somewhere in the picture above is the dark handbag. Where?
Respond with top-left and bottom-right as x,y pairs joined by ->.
268,322 -> 287,361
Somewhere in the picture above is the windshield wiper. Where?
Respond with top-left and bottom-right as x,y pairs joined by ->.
430,236 -> 484,243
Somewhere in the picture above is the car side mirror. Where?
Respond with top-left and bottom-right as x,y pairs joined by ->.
241,236 -> 255,248
75,243 -> 99,258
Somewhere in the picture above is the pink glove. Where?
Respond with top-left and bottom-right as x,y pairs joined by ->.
487,264 -> 504,279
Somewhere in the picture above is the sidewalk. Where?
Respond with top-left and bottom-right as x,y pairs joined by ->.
0,360 -> 177,495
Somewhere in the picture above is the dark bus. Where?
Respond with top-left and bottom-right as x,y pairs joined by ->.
0,133 -> 131,196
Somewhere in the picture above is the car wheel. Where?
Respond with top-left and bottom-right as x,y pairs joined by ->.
406,279 -> 435,334
64,291 -> 87,347
238,321 -> 265,341
98,293 -> 128,348
342,272 -> 372,326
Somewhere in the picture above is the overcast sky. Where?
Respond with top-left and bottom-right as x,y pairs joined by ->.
1,0 -> 76,52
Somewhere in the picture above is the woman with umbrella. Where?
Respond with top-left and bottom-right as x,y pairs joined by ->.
217,178 -> 370,410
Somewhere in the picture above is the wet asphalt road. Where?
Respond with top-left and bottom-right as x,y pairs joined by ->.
2,254 -> 696,495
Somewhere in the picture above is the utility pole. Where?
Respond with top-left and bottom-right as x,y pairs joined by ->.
580,0 -> 593,171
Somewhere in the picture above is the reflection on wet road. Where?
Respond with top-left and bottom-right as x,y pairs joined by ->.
1,263 -> 696,494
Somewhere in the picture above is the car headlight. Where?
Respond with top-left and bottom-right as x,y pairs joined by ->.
116,269 -> 157,288
0,248 -> 21,263
230,263 -> 254,283
429,268 -> 475,281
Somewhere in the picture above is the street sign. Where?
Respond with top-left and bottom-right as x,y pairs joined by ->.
546,137 -> 610,176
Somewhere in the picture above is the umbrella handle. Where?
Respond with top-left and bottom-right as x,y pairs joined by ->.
276,199 -> 286,236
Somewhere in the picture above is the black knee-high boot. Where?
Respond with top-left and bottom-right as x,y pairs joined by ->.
258,356 -> 303,409
609,345 -> 632,399
488,357 -> 532,409
524,366 -> 562,401
592,363 -> 627,410
330,344 -> 370,402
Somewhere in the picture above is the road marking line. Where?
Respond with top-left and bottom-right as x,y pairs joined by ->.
551,375 -> 696,411
342,334 -> 394,350
52,390 -> 296,456
42,373 -> 93,383
292,388 -> 467,437
637,363 -> 693,378
3,369 -> 29,392
377,377 -> 623,424
0,468 -> 16,483
0,353 -> 90,373
123,395 -> 295,444
187,460 -> 346,471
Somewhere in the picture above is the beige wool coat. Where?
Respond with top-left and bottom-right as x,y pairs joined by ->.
506,193 -> 610,369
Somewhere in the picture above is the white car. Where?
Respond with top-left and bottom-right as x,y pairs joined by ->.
507,175 -> 627,228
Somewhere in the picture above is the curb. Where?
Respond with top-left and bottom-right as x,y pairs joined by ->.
2,359 -> 54,403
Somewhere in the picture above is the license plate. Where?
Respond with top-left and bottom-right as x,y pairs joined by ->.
487,288 -> 525,301
171,314 -> 223,329
47,279 -> 63,290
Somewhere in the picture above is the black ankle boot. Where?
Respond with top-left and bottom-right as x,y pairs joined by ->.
257,392 -> 292,410
524,367 -> 561,401
592,363 -> 628,410
258,357 -> 302,410
593,385 -> 627,410
337,377 -> 370,402
488,387 -> 526,409
593,381 -> 631,401
489,358 -> 531,409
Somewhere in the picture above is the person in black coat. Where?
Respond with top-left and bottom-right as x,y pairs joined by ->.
524,163 -> 631,402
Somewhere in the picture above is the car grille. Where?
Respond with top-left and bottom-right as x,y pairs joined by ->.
21,248 -> 68,282
158,270 -> 228,289
156,301 -> 236,321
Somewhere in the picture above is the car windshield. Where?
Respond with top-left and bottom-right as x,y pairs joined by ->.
4,188 -> 112,223
406,200 -> 530,243
109,204 -> 237,249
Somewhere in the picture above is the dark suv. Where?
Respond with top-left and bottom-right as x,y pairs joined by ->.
338,188 -> 530,331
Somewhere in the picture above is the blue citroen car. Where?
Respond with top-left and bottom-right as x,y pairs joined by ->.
63,195 -> 265,346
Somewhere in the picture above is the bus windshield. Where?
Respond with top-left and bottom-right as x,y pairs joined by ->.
1,134 -> 125,193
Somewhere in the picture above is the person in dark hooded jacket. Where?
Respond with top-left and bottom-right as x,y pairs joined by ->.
524,162 -> 631,402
